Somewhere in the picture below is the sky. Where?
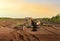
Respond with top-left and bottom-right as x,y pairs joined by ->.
0,0 -> 60,18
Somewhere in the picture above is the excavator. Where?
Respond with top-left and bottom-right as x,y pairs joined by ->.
14,17 -> 42,31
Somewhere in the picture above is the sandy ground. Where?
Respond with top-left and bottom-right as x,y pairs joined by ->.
0,25 -> 60,41
0,19 -> 60,41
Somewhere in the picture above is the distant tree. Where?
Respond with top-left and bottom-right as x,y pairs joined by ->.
51,14 -> 60,23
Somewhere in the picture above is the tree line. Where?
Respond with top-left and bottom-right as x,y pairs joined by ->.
41,14 -> 60,24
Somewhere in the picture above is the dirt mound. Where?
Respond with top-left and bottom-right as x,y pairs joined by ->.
0,27 -> 20,41
0,27 -> 32,41
0,25 -> 60,41
0,27 -> 34,41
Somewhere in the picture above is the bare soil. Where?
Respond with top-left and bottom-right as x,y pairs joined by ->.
0,19 -> 60,41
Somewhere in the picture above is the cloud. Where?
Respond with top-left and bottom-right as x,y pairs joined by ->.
0,0 -> 60,18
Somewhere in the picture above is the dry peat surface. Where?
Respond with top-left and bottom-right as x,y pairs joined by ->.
0,19 -> 60,41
